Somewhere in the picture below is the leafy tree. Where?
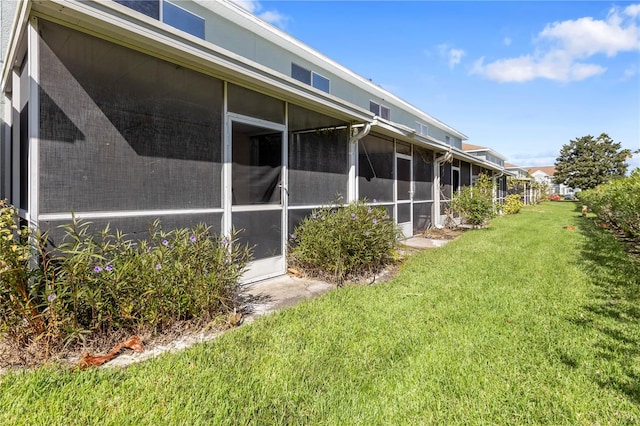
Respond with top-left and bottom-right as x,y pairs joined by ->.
554,133 -> 632,190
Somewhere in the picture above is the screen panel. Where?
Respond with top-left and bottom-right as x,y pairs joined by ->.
358,134 -> 394,202
38,20 -> 223,214
413,202 -> 432,234
40,213 -> 223,247
233,210 -> 281,260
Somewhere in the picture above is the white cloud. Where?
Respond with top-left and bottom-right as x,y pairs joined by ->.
448,48 -> 465,69
198,0 -> 289,28
227,0 -> 259,13
503,37 -> 512,46
471,4 -> 640,82
437,44 -> 465,69
257,10 -> 289,28
625,4 -> 640,18
623,65 -> 638,79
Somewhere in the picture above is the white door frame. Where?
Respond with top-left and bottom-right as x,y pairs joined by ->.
224,112 -> 287,283
395,152 -> 413,237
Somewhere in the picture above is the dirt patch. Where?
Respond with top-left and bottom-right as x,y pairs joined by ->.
0,316 -> 241,374
421,227 -> 467,240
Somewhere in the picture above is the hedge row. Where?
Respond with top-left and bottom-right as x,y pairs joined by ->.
577,169 -> 640,239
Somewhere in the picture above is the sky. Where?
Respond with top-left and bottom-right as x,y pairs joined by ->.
228,0 -> 640,171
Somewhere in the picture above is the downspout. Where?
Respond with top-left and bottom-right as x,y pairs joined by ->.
348,118 -> 376,202
349,119 -> 375,144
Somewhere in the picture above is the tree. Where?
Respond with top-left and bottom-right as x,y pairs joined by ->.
554,133 -> 632,190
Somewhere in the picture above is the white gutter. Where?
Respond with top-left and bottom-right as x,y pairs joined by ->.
435,146 -> 453,164
349,118 -> 377,144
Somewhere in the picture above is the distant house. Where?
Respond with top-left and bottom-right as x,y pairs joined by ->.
1,0 -> 513,282
504,163 -> 535,204
527,166 -> 574,196
461,143 -> 508,204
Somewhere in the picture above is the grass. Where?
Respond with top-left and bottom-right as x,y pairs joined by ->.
1,202 -> 639,424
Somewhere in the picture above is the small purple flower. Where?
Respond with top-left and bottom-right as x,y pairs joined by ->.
312,213 -> 317,219
105,265 -> 113,272
365,231 -> 370,237
47,293 -> 57,303
367,208 -> 372,214
290,233 -> 296,239
351,213 -> 356,220
372,218 -> 378,224
372,199 -> 377,203
221,237 -> 228,244
161,239 -> 169,246
155,263 -> 162,270
93,266 -> 103,273
190,235 -> 197,243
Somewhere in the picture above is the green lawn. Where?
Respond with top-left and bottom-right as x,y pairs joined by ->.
1,202 -> 639,424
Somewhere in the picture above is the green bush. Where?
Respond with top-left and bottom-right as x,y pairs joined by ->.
288,200 -> 400,285
450,173 -> 496,226
578,169 -> 640,238
0,201 -> 44,344
502,194 -> 524,215
1,202 -> 251,358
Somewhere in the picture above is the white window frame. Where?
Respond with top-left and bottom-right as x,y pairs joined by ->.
311,71 -> 330,92
162,0 -> 205,38
370,101 -> 391,120
291,63 -> 330,93
415,122 -> 429,136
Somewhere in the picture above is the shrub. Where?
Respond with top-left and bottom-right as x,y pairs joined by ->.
0,201 -> 45,347
288,200 -> 400,285
450,173 -> 495,226
502,194 -> 524,215
578,169 -> 640,238
1,203 -> 251,360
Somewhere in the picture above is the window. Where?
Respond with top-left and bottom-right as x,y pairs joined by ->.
445,135 -> 451,145
312,72 -> 330,93
291,63 -> 330,93
369,101 -> 391,120
163,1 -> 205,38
291,63 -> 311,85
114,0 -> 160,19
416,122 -> 429,136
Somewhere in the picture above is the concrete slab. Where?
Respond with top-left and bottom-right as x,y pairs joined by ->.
402,237 -> 451,249
240,275 -> 335,321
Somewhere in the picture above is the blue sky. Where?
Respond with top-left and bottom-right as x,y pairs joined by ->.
229,0 -> 640,171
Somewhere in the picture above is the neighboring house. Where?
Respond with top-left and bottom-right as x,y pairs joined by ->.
1,0 -> 508,282
461,143 -> 508,204
504,163 -> 534,205
527,166 -> 574,196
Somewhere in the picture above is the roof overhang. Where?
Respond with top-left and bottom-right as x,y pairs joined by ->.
192,0 -> 468,141
0,0 -> 31,93
463,148 -> 508,161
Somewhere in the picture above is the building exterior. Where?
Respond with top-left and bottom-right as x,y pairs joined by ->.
1,0 -> 509,282
527,166 -> 574,196
504,162 -> 534,205
461,143 -> 509,205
